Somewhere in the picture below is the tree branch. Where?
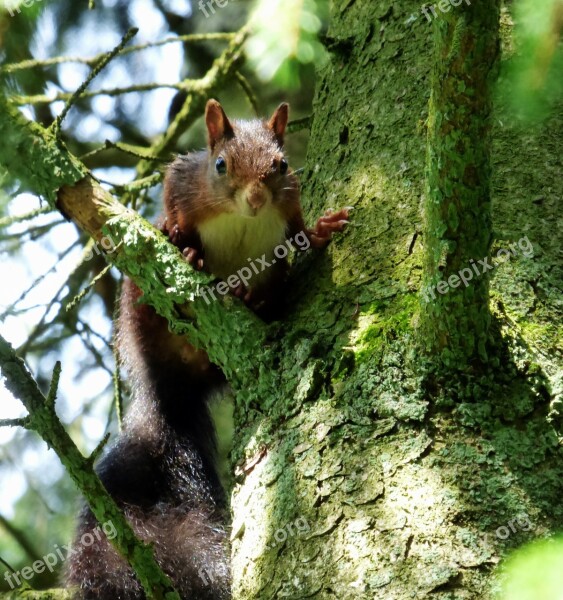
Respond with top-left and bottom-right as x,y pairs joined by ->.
0,514 -> 41,564
0,33 -> 236,74
56,176 -> 266,384
0,92 -> 266,385
0,588 -> 72,599
420,1 -> 501,367
0,335 -> 180,600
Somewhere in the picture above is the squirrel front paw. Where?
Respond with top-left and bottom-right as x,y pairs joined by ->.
232,284 -> 267,311
168,223 -> 183,246
309,208 -> 350,248
232,283 -> 253,304
182,247 -> 205,270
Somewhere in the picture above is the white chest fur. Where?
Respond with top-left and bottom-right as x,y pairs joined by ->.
198,208 -> 287,281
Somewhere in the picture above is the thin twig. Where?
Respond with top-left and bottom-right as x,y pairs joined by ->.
112,277 -> 124,433
105,141 -> 168,162
0,240 -> 80,322
235,71 -> 259,115
0,554 -> 17,575
287,116 -> 312,134
66,264 -> 113,312
52,27 -> 138,135
0,417 -> 29,428
46,362 -> 62,408
0,514 -> 42,563
0,205 -> 51,228
116,172 -> 164,194
0,448 -> 58,515
17,268 -> 82,356
0,219 -> 66,243
113,361 -> 124,433
76,322 -> 115,379
88,432 -> 111,466
0,33 -> 236,74
16,82 -> 178,106
80,140 -> 167,164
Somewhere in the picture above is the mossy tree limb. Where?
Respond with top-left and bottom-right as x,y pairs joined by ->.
0,94 -> 267,385
420,0 -> 501,368
0,591 -> 72,599
0,336 -> 180,600
56,176 -> 266,385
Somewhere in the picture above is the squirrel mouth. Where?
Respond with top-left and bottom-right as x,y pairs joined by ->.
237,183 -> 272,217
244,204 -> 263,217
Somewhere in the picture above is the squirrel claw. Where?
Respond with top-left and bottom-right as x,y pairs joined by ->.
233,283 -> 253,304
169,224 -> 183,246
309,207 -> 350,248
182,247 -> 204,270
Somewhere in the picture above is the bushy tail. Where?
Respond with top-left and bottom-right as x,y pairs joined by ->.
64,278 -> 230,599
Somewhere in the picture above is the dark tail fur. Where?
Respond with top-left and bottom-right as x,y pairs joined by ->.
64,279 -> 230,599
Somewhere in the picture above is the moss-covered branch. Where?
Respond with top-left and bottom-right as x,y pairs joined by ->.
0,590 -> 72,599
420,0 -> 501,368
0,90 -> 265,386
0,337 -> 180,600
56,176 -> 266,385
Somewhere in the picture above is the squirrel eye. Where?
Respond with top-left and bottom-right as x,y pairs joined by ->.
280,158 -> 288,175
215,157 -> 227,175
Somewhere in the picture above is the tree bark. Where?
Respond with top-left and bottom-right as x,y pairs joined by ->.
421,1 -> 500,368
230,1 -> 563,598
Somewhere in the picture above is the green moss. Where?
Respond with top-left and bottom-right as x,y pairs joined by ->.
0,96 -> 86,203
353,294 -> 418,364
519,321 -> 560,351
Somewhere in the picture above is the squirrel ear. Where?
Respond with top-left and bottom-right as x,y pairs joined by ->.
268,103 -> 289,146
205,99 -> 234,151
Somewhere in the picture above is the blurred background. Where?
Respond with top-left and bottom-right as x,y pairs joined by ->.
0,0 -> 328,589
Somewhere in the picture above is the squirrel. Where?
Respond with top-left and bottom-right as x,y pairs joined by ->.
64,100 -> 349,599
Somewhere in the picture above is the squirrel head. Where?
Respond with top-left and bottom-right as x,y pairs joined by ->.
204,99 -> 297,218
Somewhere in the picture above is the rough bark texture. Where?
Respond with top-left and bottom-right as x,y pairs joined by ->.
421,1 -> 500,367
230,1 -> 562,599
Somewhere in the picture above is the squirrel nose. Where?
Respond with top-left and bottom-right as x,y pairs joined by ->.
247,191 -> 266,211
246,183 -> 268,213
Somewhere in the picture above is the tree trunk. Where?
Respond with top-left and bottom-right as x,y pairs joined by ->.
421,1 -> 500,367
230,1 -> 563,599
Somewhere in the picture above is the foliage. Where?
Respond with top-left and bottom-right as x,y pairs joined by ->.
500,0 -> 563,122
497,536 -> 563,600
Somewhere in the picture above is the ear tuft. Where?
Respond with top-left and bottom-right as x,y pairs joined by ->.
205,99 -> 234,151
268,103 -> 289,147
